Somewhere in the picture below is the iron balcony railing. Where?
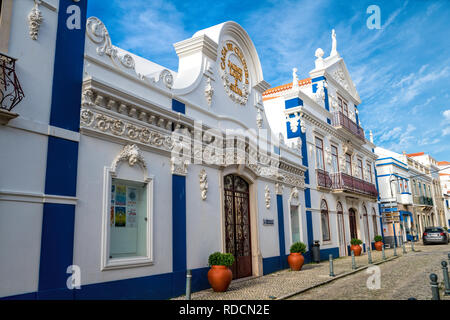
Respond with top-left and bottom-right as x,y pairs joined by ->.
331,111 -> 365,140
316,169 -> 332,189
413,195 -> 433,206
1,53 -> 25,112
330,172 -> 378,198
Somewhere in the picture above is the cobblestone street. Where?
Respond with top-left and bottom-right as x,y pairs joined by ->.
174,243 -> 450,300
289,244 -> 450,300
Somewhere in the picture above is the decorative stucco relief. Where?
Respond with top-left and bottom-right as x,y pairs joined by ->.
28,1 -> 43,40
199,169 -> 208,200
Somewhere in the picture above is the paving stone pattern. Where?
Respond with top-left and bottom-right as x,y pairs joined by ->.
174,243 -> 450,300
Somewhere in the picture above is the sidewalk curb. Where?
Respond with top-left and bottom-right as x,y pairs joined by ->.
276,255 -> 400,300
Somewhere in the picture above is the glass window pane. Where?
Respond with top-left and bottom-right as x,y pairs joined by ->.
110,178 -> 147,259
290,205 -> 300,243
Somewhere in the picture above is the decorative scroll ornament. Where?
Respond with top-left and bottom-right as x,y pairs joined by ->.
28,1 -> 43,40
300,118 -> 307,134
199,169 -> 208,200
159,69 -> 174,89
287,112 -> 301,133
275,183 -> 284,195
333,68 -> 349,91
265,185 -> 271,209
204,77 -> 214,106
86,17 -> 136,70
219,41 -> 250,105
315,81 -> 326,104
256,109 -> 263,129
289,187 -> 299,202
111,144 -> 147,172
171,156 -> 189,176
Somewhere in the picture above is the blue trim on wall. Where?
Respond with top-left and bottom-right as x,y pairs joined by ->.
172,175 -> 186,274
38,203 -> 76,295
172,99 -> 185,114
49,0 -> 87,132
306,210 -> 313,249
2,267 -> 211,300
319,247 -> 340,260
44,137 -> 79,197
276,195 -> 287,269
304,188 -> 311,208
376,157 -> 408,167
285,97 -> 303,109
376,162 -> 408,171
324,87 -> 330,111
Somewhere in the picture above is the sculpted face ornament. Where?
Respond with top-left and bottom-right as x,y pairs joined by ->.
219,41 -> 250,105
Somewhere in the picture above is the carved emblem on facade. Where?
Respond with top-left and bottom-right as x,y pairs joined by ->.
219,41 -> 250,105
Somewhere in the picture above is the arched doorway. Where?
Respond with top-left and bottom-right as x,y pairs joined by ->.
223,174 -> 252,279
336,202 -> 346,256
349,208 -> 358,240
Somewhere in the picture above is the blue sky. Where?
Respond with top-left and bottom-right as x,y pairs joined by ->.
87,0 -> 450,161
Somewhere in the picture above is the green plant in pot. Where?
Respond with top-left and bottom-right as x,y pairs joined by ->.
350,238 -> 363,256
374,235 -> 383,251
288,242 -> 306,271
207,252 -> 235,292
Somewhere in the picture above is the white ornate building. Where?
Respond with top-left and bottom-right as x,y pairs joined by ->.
263,30 -> 380,258
0,1 -> 310,299
437,161 -> 450,229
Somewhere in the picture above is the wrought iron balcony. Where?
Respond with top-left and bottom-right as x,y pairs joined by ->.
413,195 -> 433,206
330,172 -> 378,198
331,111 -> 365,140
316,169 -> 332,189
1,53 -> 25,114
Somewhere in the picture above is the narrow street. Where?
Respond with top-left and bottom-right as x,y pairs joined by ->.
289,244 -> 450,300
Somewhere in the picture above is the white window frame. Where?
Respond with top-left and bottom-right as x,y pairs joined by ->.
101,147 -> 154,271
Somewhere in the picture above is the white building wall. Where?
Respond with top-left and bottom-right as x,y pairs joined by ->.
73,135 -> 174,285
0,0 -> 60,297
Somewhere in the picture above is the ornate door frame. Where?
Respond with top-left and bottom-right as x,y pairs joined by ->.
219,166 -> 262,278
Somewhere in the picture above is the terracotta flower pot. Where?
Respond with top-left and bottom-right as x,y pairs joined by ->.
374,241 -> 383,251
287,252 -> 305,271
350,244 -> 362,256
207,265 -> 233,292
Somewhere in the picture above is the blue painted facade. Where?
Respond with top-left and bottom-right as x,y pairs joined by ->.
37,0 -> 87,300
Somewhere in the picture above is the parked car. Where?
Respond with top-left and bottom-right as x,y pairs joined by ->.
423,227 -> 450,245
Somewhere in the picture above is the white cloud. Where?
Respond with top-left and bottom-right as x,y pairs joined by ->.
443,109 -> 450,121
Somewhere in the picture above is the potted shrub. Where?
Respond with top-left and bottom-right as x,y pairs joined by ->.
374,235 -> 383,251
207,252 -> 234,292
350,238 -> 363,256
288,242 -> 306,271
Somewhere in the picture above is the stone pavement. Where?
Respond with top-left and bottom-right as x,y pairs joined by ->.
289,244 -> 450,300
173,243 -> 430,300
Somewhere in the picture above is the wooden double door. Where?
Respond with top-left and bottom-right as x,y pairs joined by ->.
224,174 -> 252,279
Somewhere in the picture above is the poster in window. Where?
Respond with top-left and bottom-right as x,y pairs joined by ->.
127,187 -> 137,228
115,206 -> 126,227
115,185 -> 126,206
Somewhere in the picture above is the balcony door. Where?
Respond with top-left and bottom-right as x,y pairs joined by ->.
336,202 -> 347,256
349,208 -> 358,240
